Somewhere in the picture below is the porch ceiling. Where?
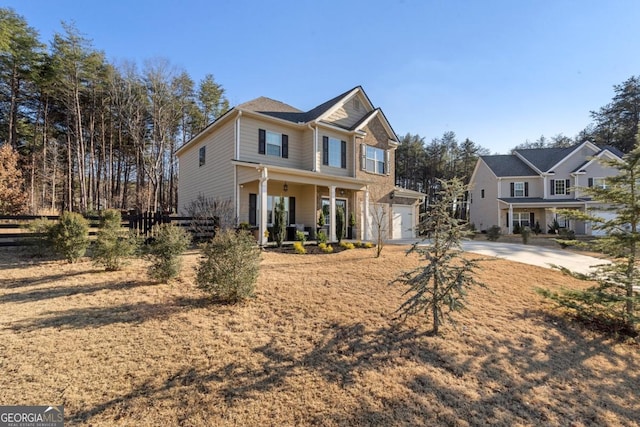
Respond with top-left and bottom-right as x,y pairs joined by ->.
233,160 -> 369,190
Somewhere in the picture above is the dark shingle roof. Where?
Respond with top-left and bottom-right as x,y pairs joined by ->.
481,155 -> 538,177
236,87 -> 359,124
601,145 -> 624,158
514,145 -> 581,172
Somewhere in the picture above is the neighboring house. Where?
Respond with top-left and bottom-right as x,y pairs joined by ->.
468,142 -> 623,235
176,86 -> 425,245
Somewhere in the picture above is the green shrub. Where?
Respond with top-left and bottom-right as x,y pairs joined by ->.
532,221 -> 542,235
146,224 -> 191,282
336,206 -> 345,243
293,241 -> 306,254
556,228 -> 576,249
49,211 -> 90,263
25,217 -> 54,257
521,226 -> 531,245
92,209 -> 138,271
272,196 -> 286,247
196,229 -> 260,303
513,223 -> 521,234
363,242 -> 374,249
317,230 -> 327,244
295,230 -> 306,243
486,225 -> 501,241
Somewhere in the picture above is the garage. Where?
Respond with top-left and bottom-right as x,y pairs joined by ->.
590,211 -> 618,236
392,205 -> 415,239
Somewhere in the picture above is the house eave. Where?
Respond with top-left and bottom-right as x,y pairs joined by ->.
232,160 -> 371,190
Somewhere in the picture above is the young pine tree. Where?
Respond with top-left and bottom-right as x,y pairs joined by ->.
394,178 -> 485,335
539,136 -> 640,335
92,209 -> 137,271
272,196 -> 286,247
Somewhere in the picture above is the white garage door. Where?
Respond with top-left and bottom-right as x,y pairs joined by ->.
392,205 -> 415,239
590,211 -> 617,236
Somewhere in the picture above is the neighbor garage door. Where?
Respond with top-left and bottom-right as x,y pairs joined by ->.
392,205 -> 415,239
590,211 -> 617,236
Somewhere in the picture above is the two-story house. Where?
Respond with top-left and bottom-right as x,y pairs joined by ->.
468,142 -> 623,235
175,86 -> 425,245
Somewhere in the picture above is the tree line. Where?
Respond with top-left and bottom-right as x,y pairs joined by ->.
3,7 -> 640,216
0,8 -> 229,214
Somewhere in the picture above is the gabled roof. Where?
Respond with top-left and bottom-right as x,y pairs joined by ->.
572,145 -> 625,173
481,155 -> 538,177
514,145 -> 582,173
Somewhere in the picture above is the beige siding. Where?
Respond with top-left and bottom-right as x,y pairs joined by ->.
468,160 -> 499,232
315,128 -> 353,177
238,116 -> 306,169
177,120 -> 235,214
325,94 -> 370,129
498,177 -> 543,198
574,157 -> 620,197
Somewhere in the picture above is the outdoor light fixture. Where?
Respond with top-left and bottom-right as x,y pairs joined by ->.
283,182 -> 288,192
340,189 -> 345,196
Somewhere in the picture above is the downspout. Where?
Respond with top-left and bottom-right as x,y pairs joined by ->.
234,111 -> 242,226
308,122 -> 318,172
258,166 -> 268,247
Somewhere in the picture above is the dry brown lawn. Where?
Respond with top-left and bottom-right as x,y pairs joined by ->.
0,244 -> 638,426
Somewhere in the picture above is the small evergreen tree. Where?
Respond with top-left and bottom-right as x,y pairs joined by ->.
48,212 -> 90,263
196,229 -> 260,303
272,196 -> 286,247
394,178 -> 485,335
92,209 -> 137,271
146,224 -> 191,282
336,206 -> 345,243
538,136 -> 640,335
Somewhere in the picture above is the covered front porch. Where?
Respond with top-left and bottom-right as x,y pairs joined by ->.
233,161 -> 370,246
497,198 -> 591,235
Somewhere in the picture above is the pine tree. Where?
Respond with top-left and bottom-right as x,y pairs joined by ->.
394,178 -> 485,335
539,135 -> 640,335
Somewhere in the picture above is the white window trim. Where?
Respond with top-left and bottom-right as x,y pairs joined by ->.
266,131 -> 282,157
514,182 -> 525,197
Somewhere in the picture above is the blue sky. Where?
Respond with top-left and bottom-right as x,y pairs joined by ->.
5,0 -> 640,154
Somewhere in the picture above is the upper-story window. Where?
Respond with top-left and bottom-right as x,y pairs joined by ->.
361,145 -> 388,175
510,182 -> 528,197
322,136 -> 346,169
258,129 -> 289,158
199,146 -> 206,167
551,179 -> 569,195
590,177 -> 608,189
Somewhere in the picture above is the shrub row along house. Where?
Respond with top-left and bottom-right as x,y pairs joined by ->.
468,142 -> 623,235
176,86 -> 425,245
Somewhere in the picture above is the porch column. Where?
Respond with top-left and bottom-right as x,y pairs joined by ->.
258,167 -> 268,246
508,203 -> 513,234
363,188 -> 370,240
329,185 -> 336,242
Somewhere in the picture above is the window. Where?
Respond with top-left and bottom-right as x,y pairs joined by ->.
321,198 -> 347,226
591,177 -> 607,189
267,196 -> 289,226
512,212 -> 531,228
258,129 -> 288,158
266,131 -> 281,156
514,182 -> 524,197
199,146 -> 206,167
550,179 -> 571,196
322,136 -> 346,168
510,182 -> 528,197
365,146 -> 386,174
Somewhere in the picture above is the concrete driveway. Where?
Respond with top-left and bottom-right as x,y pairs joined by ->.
389,238 -> 609,275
